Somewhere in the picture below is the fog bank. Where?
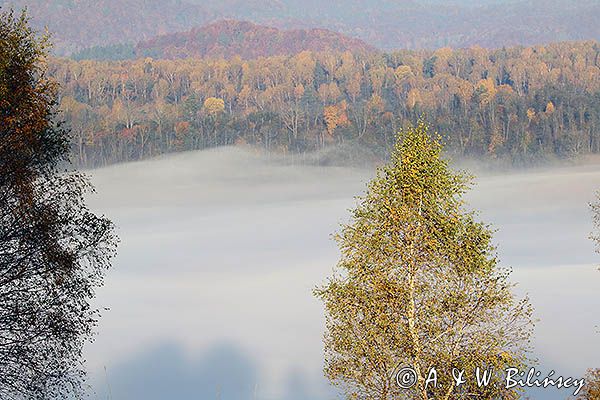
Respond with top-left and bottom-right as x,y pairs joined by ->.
86,147 -> 600,399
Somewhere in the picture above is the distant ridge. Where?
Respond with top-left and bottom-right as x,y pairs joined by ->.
133,20 -> 377,60
4,0 -> 600,55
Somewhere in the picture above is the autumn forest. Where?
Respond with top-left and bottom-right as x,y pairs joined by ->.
52,41 -> 600,168
2,2 -> 600,399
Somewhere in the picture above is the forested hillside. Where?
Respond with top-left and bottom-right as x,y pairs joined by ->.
51,41 -> 600,167
133,21 -> 375,60
2,0 -> 600,54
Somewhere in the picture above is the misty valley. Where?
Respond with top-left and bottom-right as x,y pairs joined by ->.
1,2 -> 600,400
84,147 -> 599,400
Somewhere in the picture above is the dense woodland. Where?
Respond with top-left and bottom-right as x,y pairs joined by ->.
50,41 -> 600,167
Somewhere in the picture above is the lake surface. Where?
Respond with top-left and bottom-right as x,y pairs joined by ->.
86,147 -> 600,400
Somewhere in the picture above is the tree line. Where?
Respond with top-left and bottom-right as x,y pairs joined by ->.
50,41 -> 600,168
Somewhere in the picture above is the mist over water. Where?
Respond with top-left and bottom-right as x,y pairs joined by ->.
86,147 -> 600,400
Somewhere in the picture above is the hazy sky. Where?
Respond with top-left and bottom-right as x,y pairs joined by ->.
85,147 -> 600,400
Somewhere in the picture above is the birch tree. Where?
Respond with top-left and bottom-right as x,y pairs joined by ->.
315,121 -> 534,400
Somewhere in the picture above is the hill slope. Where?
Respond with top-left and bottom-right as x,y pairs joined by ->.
0,0 -> 282,55
2,0 -> 600,55
133,20 -> 376,60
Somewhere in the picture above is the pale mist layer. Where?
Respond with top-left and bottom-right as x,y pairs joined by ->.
85,147 -> 600,400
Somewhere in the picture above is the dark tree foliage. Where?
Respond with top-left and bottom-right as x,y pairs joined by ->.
0,9 -> 117,399
72,43 -> 136,62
